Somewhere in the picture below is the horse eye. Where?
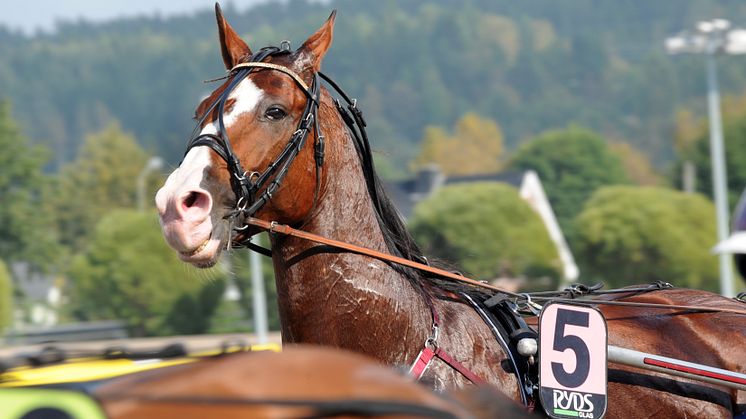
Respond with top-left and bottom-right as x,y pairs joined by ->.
265,106 -> 287,120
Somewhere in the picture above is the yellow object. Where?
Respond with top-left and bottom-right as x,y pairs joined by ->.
0,342 -> 281,388
0,388 -> 107,419
247,342 -> 281,352
0,357 -> 196,388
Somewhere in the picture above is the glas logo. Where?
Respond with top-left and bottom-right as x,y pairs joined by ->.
552,389 -> 595,418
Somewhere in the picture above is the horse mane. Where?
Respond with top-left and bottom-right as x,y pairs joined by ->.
342,106 -> 484,299
348,130 -> 426,283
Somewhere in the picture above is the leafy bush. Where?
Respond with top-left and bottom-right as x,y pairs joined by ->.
53,123 -> 150,251
510,125 -> 628,236
673,115 -> 746,208
0,101 -> 59,271
574,186 -> 719,290
412,112 -> 505,175
68,209 -> 226,336
409,182 -> 561,289
0,260 -> 13,334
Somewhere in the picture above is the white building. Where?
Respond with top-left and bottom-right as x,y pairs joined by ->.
386,166 -> 578,286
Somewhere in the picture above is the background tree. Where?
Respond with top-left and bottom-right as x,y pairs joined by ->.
0,260 -> 13,334
0,101 -> 59,271
409,183 -> 561,290
673,108 -> 705,154
412,112 -> 505,176
67,210 -> 226,337
574,186 -> 720,290
510,125 -> 628,236
5,2 -> 746,172
673,113 -> 746,209
609,141 -> 661,186
52,122 -> 154,251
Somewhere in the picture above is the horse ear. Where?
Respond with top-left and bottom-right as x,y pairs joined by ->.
215,3 -> 251,70
298,10 -> 336,71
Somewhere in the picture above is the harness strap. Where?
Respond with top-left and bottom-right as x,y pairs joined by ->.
433,348 -> 486,385
529,296 -> 746,316
408,345 -> 486,385
528,281 -> 673,299
408,347 -> 435,379
460,293 -> 534,406
406,271 -> 488,386
245,240 -> 272,257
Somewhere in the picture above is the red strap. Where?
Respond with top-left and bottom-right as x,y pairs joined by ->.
434,347 -> 486,385
409,344 -> 487,385
409,347 -> 435,379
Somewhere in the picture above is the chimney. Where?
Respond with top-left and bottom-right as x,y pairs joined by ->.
415,164 -> 445,196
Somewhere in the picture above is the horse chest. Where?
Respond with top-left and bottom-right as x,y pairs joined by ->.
274,259 -> 426,360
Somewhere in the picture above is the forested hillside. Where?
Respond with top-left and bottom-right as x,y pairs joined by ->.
3,0 -> 746,172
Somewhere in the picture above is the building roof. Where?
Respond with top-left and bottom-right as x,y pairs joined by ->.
384,166 -> 525,219
383,166 -> 578,282
10,262 -> 56,302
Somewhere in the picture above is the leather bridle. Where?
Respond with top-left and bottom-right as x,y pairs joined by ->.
185,44 -> 324,244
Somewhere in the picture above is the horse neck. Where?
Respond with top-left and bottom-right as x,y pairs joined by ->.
269,105 -> 430,363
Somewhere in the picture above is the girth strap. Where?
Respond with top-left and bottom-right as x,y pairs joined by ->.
461,292 -> 535,406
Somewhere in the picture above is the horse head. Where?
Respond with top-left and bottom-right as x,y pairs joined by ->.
156,5 -> 336,267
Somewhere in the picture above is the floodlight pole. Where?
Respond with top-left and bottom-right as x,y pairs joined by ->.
137,156 -> 163,212
704,42 -> 735,297
666,20 -> 740,296
250,235 -> 268,344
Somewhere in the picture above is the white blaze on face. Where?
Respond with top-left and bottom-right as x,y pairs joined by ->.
158,78 -> 264,201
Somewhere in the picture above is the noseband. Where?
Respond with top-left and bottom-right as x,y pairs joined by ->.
185,45 -> 325,241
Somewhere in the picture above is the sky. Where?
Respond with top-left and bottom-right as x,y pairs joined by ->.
1,0 -> 276,34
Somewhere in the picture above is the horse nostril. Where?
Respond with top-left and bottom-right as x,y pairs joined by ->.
179,190 -> 212,219
184,191 -> 200,208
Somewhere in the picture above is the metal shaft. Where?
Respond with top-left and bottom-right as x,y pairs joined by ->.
136,171 -> 147,212
608,345 -> 746,391
705,49 -> 735,297
250,235 -> 268,344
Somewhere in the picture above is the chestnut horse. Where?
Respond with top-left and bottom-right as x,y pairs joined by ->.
156,6 -> 746,417
94,345 -> 534,419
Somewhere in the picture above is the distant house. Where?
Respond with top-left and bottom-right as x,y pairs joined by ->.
712,186 -> 746,282
7,262 -> 129,344
10,262 -> 62,328
385,165 -> 579,285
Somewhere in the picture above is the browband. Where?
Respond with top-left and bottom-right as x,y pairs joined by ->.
231,62 -> 311,94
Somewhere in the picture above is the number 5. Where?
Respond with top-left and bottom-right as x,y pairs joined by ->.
551,308 -> 590,388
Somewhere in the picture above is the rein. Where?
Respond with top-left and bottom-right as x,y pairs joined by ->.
246,217 -> 746,317
247,218 -> 524,298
